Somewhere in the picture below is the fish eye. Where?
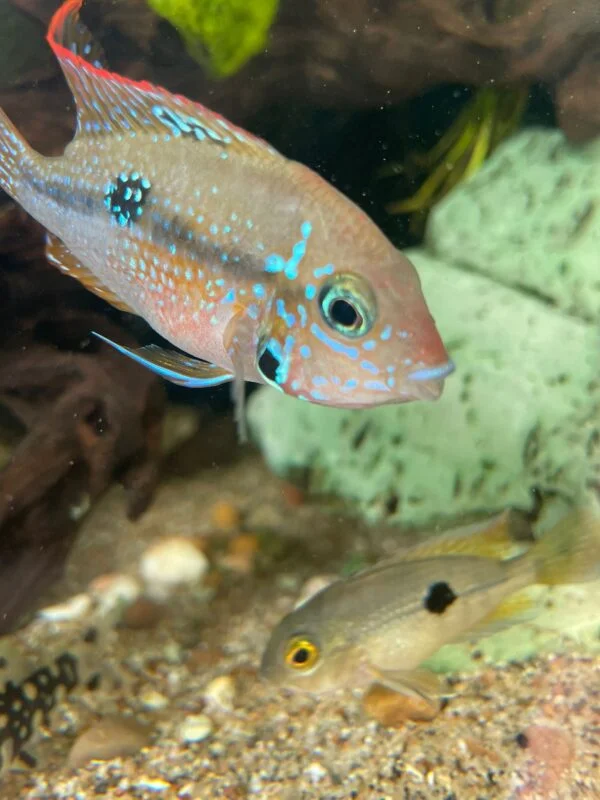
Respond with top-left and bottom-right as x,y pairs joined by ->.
318,274 -> 376,338
284,637 -> 320,671
256,339 -> 283,386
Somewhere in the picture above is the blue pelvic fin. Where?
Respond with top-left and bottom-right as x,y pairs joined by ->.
93,332 -> 234,388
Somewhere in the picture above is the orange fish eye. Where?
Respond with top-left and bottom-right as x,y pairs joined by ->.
284,637 -> 320,670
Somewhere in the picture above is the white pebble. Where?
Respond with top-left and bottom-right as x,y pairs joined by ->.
177,713 -> 213,743
203,675 -> 236,710
294,575 -> 337,609
140,537 -> 209,599
88,573 -> 142,614
305,762 -> 328,784
139,687 -> 169,710
38,593 -> 92,622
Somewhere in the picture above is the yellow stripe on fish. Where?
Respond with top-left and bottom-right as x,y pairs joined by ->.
0,0 -> 453,437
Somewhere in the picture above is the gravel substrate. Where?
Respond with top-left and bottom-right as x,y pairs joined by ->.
1,413 -> 598,800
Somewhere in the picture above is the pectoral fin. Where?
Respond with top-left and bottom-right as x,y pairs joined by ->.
370,665 -> 448,706
93,333 -> 234,388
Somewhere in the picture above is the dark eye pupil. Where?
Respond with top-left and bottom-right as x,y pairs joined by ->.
258,345 -> 281,383
330,299 -> 359,328
293,647 -> 310,664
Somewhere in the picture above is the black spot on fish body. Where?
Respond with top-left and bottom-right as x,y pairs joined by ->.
104,172 -> 151,227
424,581 -> 458,614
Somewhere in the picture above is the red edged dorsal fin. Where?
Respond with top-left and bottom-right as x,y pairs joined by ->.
46,0 -> 278,157
45,233 -> 136,314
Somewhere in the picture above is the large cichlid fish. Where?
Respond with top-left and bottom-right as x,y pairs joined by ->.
260,508 -> 600,704
0,0 -> 453,436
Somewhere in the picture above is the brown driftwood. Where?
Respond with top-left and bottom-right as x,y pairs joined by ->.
0,206 -> 165,633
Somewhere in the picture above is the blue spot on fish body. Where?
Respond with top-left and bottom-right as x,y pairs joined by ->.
381,325 -> 392,341
222,289 -> 236,304
363,340 -> 377,351
361,360 -> 379,375
311,323 -> 359,360
305,284 -> 316,301
253,284 -> 265,299
313,264 -> 334,279
300,345 -> 311,359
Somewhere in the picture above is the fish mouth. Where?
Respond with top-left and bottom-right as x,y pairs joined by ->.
407,360 -> 455,383
406,359 -> 455,400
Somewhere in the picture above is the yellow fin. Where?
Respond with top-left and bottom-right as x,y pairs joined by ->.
45,234 -> 135,314
533,506 -> 600,586
400,509 -> 532,563
454,588 -> 538,644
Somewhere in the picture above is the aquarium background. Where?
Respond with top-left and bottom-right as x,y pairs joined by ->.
0,1 -> 598,797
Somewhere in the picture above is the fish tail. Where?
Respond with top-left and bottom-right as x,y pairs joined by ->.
533,505 -> 600,586
0,108 -> 32,201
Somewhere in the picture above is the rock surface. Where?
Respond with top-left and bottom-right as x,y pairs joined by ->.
248,129 -> 600,528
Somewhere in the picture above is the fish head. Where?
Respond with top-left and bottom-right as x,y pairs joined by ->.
254,247 -> 454,406
260,594 -> 360,693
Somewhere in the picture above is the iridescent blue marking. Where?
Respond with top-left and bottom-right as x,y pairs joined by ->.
310,323 -> 359,360
344,379 -> 358,390
300,345 -> 311,359
310,390 -> 327,401
215,278 -> 225,287
222,289 -> 236,304
297,304 -> 308,328
361,360 -> 379,375
305,284 -> 316,301
313,264 -> 334,279
381,325 -> 392,341
210,224 -> 218,236
253,284 -> 265,299
312,376 -> 328,387
291,380 -> 301,391
408,361 -> 455,382
363,340 -> 376,351
264,222 -> 312,280
387,377 -> 396,388
364,380 -> 389,392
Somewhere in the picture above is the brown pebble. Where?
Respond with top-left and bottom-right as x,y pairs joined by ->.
220,534 -> 260,574
188,645 -> 225,670
120,598 -> 163,629
210,500 -> 242,532
363,684 -> 440,727
67,715 -> 151,769
280,481 -> 305,507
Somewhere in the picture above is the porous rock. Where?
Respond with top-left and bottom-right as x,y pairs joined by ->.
248,129 -> 600,529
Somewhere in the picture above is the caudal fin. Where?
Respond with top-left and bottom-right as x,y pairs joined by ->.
534,505 -> 600,586
0,108 -> 31,201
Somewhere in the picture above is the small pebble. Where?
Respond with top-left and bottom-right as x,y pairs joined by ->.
38,593 -> 92,622
140,537 -> 209,599
210,499 -> 241,532
219,533 -> 259,574
294,575 -> 337,609
203,674 -> 236,710
139,687 -> 169,710
120,597 -> 163,629
305,762 -> 329,784
88,573 -> 142,614
177,713 -> 213,743
67,715 -> 150,769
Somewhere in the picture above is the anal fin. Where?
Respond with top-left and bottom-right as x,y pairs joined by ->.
45,234 -> 135,314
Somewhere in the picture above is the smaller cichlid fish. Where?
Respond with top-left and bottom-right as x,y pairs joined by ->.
260,508 -> 600,704
0,0 -> 454,437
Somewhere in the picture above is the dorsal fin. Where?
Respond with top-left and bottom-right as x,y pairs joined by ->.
46,233 -> 136,314
46,0 -> 278,158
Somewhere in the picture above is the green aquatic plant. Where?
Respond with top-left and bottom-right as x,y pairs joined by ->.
147,0 -> 279,77
383,85 -> 529,234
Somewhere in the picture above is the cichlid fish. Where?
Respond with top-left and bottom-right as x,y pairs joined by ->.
260,508 -> 600,704
0,0 -> 453,436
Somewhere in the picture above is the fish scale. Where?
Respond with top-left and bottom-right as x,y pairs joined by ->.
0,0 -> 454,437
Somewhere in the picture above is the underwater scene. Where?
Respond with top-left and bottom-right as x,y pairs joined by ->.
0,0 -> 599,797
